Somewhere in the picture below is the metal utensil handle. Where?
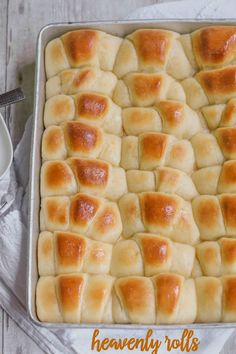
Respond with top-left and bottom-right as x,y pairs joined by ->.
0,88 -> 25,108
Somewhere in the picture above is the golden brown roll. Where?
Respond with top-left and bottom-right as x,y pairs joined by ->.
153,273 -> 197,324
112,274 -> 197,325
215,126 -> 236,160
155,100 -> 202,139
38,231 -> 112,276
111,233 -> 195,278
119,192 -> 199,244
192,194 -> 236,240
40,160 -> 78,197
121,132 -> 195,174
36,273 -> 114,323
44,92 -> 122,135
46,67 -> 117,99
196,238 -> 236,277
40,194 -> 122,244
45,29 -> 122,78
41,158 -> 127,200
182,66 -> 236,109
113,29 -> 193,79
126,167 -> 198,200
182,26 -> 236,70
113,276 -> 156,324
113,72 -> 186,107
42,122 -> 121,166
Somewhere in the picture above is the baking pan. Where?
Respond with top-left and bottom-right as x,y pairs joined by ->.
28,19 -> 236,329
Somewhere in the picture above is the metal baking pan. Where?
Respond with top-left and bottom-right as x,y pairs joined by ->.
28,19 -> 236,329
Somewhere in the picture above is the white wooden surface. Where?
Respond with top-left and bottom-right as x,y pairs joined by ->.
0,0 -> 236,353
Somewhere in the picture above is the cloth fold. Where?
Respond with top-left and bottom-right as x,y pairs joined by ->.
0,1 -> 236,353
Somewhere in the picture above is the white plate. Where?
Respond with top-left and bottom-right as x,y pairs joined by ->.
0,113 -> 13,179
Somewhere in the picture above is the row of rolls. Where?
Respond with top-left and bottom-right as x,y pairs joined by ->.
38,230 -> 236,278
37,271 -> 236,324
42,94 -> 236,175
45,27 -> 236,111
40,164 -> 236,245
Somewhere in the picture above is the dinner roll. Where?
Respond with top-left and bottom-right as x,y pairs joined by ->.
45,29 -> 122,78
40,194 -> 122,244
37,274 -> 114,323
119,192 -> 199,244
38,231 -> 112,276
113,72 -> 186,107
113,29 -> 193,79
46,67 -> 117,99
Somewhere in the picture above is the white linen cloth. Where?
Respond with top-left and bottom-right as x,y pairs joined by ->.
1,1 -> 236,353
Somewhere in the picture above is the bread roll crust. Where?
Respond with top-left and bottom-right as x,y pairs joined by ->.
62,30 -> 100,68
129,29 -> 174,69
140,192 -> 181,234
192,26 -> 236,68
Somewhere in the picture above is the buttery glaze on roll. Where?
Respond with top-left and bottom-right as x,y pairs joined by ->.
181,26 -> 236,70
182,66 -> 236,109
